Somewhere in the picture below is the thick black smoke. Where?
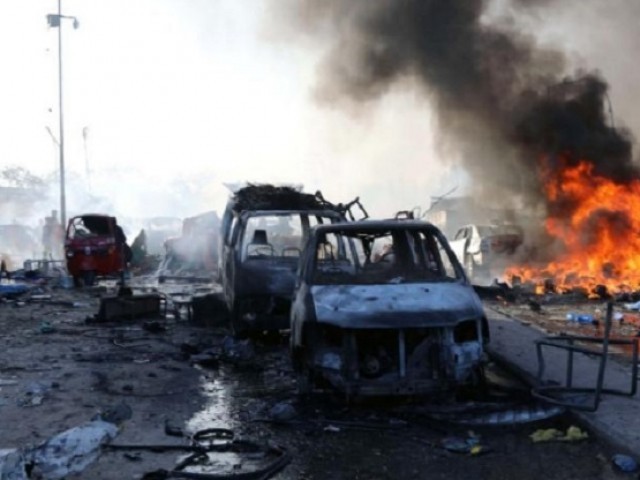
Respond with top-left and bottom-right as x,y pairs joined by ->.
276,0 -> 638,204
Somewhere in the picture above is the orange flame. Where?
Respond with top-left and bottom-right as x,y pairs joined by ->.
506,155 -> 640,294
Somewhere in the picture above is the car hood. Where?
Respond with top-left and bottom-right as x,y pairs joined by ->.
311,282 -> 484,328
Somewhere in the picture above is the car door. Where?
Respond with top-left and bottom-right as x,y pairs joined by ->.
467,225 -> 484,255
290,233 -> 315,347
449,226 -> 468,262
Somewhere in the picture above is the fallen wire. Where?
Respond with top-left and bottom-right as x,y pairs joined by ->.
107,427 -> 291,480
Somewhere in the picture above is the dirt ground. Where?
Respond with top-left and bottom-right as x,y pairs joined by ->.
0,278 -> 632,479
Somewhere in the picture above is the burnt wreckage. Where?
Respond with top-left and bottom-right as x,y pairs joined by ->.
290,220 -> 489,397
218,185 -> 367,336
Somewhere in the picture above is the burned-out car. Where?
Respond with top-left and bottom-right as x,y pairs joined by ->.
219,185 -> 367,337
449,223 -> 524,278
290,220 -> 489,397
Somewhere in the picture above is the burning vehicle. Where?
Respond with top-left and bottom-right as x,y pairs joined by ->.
219,185 -> 367,336
290,220 -> 489,398
449,223 -> 524,278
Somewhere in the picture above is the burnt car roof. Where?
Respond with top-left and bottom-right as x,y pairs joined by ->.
311,219 -> 440,233
240,209 -> 345,217
72,214 -> 115,220
230,185 -> 329,212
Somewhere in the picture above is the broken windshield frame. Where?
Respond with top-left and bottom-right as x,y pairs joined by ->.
310,226 -> 463,285
239,211 -> 343,262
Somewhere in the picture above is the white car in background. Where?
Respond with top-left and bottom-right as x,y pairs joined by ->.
449,224 -> 524,278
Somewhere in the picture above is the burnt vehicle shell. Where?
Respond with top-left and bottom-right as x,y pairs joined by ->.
290,220 -> 489,398
223,209 -> 344,335
218,184 -> 367,337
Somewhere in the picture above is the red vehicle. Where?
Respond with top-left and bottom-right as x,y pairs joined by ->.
65,214 -> 130,286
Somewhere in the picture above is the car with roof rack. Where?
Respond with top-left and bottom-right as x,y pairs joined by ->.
218,184 -> 367,337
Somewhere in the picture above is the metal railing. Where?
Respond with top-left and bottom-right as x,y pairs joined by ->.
532,302 -> 638,412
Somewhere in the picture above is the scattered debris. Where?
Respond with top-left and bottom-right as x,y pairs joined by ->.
0,283 -> 31,299
18,381 -> 54,407
611,454 -> 639,473
0,409 -> 127,480
565,312 -> 594,324
419,402 -> 565,426
625,301 -> 640,311
91,293 -> 162,322
28,419 -> 119,479
268,401 -> 297,422
529,426 -> 588,443
39,321 -> 56,334
0,449 -> 28,480
323,425 -> 341,433
110,427 -> 291,480
222,336 -> 255,362
441,433 -> 490,455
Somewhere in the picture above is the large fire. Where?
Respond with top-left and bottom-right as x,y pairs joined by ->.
505,154 -> 640,295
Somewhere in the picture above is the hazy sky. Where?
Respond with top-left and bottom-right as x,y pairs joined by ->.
0,0 -> 638,220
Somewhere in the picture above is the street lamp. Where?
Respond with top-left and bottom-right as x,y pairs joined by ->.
46,1 -> 79,229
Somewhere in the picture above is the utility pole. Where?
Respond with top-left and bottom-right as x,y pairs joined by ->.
47,1 -> 78,229
82,126 -> 90,191
57,0 -> 66,229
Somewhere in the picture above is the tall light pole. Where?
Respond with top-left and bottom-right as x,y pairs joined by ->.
47,1 -> 78,229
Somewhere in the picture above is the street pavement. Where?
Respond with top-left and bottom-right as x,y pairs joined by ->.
487,307 -> 640,456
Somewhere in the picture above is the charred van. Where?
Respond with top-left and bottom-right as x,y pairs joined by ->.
219,185 -> 367,337
290,220 -> 489,398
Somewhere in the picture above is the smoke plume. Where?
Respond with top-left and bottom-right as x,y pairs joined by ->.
274,0 -> 638,209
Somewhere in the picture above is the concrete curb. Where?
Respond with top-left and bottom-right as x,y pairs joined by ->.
487,308 -> 640,457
